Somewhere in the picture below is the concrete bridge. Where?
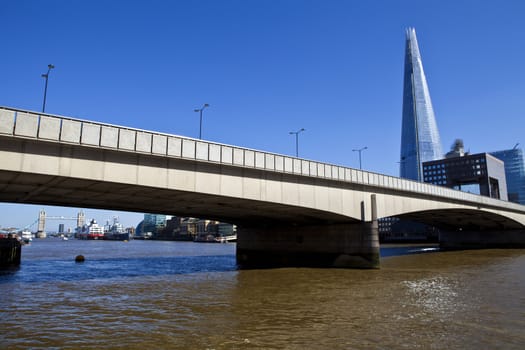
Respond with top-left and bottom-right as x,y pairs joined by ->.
1,106 -> 524,268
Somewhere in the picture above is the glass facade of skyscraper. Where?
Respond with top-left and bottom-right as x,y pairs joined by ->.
142,214 -> 167,234
400,28 -> 443,181
490,148 -> 525,205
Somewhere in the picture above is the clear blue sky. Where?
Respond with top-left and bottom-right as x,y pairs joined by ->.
1,0 -> 524,230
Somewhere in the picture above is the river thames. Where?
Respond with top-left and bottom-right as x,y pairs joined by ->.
1,239 -> 524,349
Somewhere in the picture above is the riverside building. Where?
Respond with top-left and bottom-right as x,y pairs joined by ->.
490,147 -> 525,205
422,153 -> 508,200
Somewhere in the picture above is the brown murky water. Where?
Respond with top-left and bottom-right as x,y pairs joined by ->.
1,240 -> 524,349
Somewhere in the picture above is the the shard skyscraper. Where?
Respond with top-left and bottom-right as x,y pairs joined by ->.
400,28 -> 443,181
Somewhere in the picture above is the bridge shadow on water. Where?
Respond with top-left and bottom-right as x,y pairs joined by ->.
0,245 -> 439,284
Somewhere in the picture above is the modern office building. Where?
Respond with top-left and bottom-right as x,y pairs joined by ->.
141,214 -> 167,236
422,152 -> 508,200
490,147 -> 525,204
400,28 -> 443,180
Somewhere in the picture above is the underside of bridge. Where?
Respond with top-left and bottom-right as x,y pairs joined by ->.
0,169 -> 356,226
395,209 -> 524,231
0,137 -> 359,226
391,210 -> 525,249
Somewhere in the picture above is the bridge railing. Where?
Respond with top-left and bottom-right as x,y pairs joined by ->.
0,106 -> 522,211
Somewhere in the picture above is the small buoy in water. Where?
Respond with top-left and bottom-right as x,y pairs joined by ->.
75,255 -> 85,263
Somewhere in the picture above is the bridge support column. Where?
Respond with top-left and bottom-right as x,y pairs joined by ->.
440,229 -> 525,250
236,221 -> 380,269
236,196 -> 380,269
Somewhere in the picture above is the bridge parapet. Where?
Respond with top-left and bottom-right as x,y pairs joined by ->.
0,106 -> 523,215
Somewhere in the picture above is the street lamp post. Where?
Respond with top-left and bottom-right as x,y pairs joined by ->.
41,64 -> 55,113
193,103 -> 210,139
352,146 -> 368,169
289,128 -> 305,157
398,157 -> 406,178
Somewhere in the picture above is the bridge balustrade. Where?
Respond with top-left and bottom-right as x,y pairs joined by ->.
1,106 -> 523,212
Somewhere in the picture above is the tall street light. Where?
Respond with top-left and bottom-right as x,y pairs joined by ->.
398,156 -> 407,178
289,128 -> 305,157
352,146 -> 368,169
194,103 -> 209,139
41,64 -> 55,113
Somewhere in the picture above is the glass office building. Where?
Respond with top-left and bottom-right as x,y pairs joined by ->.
490,148 -> 525,204
400,28 -> 443,181
141,214 -> 167,235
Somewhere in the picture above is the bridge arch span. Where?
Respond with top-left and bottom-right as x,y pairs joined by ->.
383,208 -> 525,231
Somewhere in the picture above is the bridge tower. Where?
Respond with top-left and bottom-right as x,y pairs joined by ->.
36,209 -> 47,238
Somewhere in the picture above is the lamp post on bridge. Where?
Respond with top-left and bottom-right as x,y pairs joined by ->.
352,146 -> 367,169
194,103 -> 210,139
398,157 -> 407,178
41,64 -> 55,113
289,128 -> 305,157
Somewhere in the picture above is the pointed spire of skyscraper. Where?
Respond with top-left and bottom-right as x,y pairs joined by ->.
400,28 -> 443,181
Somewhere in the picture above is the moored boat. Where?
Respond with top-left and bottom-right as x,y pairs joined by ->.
194,233 -> 237,243
104,217 -> 131,241
77,219 -> 105,240
20,230 -> 33,244
215,234 -> 237,243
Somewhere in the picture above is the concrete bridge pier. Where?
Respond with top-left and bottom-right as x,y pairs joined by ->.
440,229 -> 525,250
236,195 -> 380,269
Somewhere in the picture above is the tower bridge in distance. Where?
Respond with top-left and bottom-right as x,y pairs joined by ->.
1,106 -> 525,268
32,209 -> 85,238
